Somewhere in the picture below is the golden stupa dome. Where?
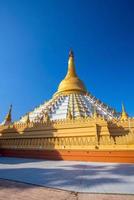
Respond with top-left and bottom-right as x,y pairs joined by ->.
55,50 -> 87,95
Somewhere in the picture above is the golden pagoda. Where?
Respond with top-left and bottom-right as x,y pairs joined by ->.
0,50 -> 134,163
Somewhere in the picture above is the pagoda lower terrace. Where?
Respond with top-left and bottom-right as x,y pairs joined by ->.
0,50 -> 134,163
0,116 -> 134,163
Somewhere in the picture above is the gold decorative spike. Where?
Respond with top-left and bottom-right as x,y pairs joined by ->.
55,50 -> 87,95
120,103 -> 128,121
67,107 -> 72,120
4,104 -> 12,125
44,112 -> 50,123
40,115 -> 44,123
93,107 -> 98,119
26,113 -> 30,124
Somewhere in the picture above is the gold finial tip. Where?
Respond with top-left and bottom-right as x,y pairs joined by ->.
9,104 -> 12,113
69,49 -> 74,57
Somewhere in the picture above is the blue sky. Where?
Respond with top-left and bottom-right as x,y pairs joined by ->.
0,0 -> 134,121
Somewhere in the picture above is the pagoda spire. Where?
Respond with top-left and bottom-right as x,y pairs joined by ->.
65,49 -> 77,78
120,103 -> 128,121
56,50 -> 87,95
3,105 -> 12,125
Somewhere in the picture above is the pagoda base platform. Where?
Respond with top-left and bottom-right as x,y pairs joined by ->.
0,149 -> 134,163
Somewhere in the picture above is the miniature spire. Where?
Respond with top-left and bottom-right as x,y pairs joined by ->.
26,113 -> 30,124
93,107 -> 97,119
67,107 -> 72,119
65,49 -> 77,78
3,104 -> 12,125
120,103 -> 128,121
122,103 -> 125,113
44,112 -> 50,123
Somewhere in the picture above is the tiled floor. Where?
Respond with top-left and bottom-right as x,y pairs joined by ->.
0,157 -> 134,195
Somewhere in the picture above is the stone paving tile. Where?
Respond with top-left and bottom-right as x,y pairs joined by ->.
0,180 -> 134,200
78,194 -> 134,200
0,179 -> 75,200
